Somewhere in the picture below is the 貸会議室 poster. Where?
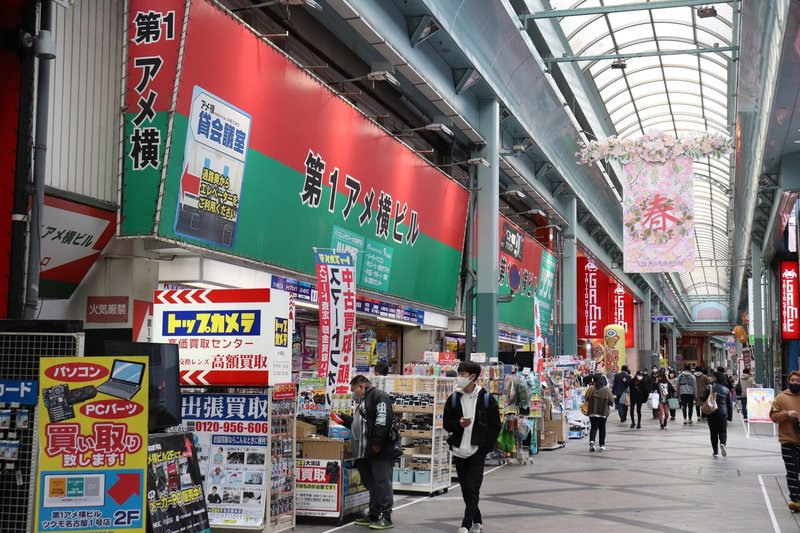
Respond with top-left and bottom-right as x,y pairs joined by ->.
175,86 -> 250,248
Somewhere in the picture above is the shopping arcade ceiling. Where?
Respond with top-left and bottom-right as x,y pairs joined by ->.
538,0 -> 737,314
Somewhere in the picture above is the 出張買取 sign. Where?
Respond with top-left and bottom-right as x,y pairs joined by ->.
120,0 -> 468,312
152,288 -> 291,386
35,357 -> 148,533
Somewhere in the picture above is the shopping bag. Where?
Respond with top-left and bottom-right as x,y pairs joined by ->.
667,397 -> 680,410
648,392 -> 659,409
701,385 -> 718,415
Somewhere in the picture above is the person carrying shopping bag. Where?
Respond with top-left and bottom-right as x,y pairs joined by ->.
586,373 -> 615,451
700,371 -> 733,457
656,372 -> 675,430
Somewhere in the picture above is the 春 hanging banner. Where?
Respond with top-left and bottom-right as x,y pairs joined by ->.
315,252 -> 356,404
622,158 -> 695,272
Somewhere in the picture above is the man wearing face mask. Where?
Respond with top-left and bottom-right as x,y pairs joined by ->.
443,362 -> 502,533
769,371 -> 800,513
336,375 -> 399,529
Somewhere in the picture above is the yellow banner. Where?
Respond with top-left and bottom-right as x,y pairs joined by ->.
603,324 -> 626,373
36,356 -> 148,533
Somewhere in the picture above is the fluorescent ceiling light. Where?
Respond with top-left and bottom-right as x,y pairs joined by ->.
366,70 -> 401,88
466,157 -> 490,167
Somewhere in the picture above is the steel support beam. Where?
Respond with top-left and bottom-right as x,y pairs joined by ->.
543,46 -> 738,64
520,0 -> 731,20
752,239 -> 765,385
561,195 -> 578,356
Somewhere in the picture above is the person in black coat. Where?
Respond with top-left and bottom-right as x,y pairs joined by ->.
443,361 -> 502,533
701,370 -> 734,457
628,371 -> 649,429
611,365 -> 631,423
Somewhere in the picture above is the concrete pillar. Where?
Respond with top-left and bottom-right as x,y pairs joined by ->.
652,301 -> 661,367
561,195 -> 578,356
475,98 -> 499,355
670,326 -> 677,367
752,239 -> 765,384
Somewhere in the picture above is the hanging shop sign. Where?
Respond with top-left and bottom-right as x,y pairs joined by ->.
780,261 -> 800,340
651,315 -> 675,323
0,379 -> 38,405
86,296 -> 130,324
40,195 -> 117,299
152,288 -> 290,386
316,252 -> 356,404
146,432 -> 210,533
132,300 -> 153,342
120,0 -> 468,312
177,393 -> 270,528
611,282 -> 636,348
577,257 -> 610,339
35,356 -> 149,533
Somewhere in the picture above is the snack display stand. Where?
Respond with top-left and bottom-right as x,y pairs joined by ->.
373,375 -> 454,495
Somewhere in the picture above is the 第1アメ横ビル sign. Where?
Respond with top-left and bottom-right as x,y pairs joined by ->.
152,288 -> 291,386
35,356 -> 149,533
120,0 -> 468,312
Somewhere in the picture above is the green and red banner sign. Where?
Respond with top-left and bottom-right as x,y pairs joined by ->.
492,215 -> 556,334
121,0 -> 468,311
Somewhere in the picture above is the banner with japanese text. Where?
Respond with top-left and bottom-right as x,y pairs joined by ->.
295,459 -> 341,517
152,288 -> 290,386
611,281 -> 636,348
120,0 -> 468,312
780,261 -> 800,340
122,0 -> 187,236
622,158 -> 695,272
577,257 -> 610,340
146,432 -> 210,533
316,252 -> 356,404
35,357 -> 148,533
173,393 -> 270,527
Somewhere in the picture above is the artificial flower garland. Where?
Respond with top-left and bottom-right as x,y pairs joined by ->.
576,129 -> 733,165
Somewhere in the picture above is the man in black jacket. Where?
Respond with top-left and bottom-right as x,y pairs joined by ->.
338,375 -> 399,530
443,362 -> 502,533
611,365 -> 631,422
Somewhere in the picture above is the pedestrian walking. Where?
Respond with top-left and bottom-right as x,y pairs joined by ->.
337,375 -> 401,529
645,367 -> 659,419
586,373 -> 615,451
656,372 -> 675,429
443,362 -> 502,533
694,367 -> 710,421
611,365 -> 631,423
769,370 -> 800,512
700,370 -> 733,457
737,368 -> 756,421
677,364 -> 697,424
628,371 -> 649,429
668,370 -> 679,421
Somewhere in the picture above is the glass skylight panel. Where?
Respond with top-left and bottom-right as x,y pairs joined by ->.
654,21 -> 695,41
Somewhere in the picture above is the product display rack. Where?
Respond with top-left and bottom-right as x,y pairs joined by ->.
268,386 -> 296,532
375,375 -> 454,495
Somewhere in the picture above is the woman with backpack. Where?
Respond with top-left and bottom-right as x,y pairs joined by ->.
700,370 -> 734,457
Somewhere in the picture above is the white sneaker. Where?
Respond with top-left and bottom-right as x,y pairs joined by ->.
469,525 -> 484,533
720,444 -> 727,457
599,446 -> 607,451
457,528 -> 469,533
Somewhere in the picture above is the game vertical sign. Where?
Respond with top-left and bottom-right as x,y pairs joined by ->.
152,288 -> 291,386
781,261 -> 800,340
36,357 -> 149,533
123,0 -> 187,236
578,257 -> 609,339
315,252 -> 356,404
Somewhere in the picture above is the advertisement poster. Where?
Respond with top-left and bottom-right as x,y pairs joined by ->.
316,252 -> 356,404
35,357 -> 149,533
146,432 -> 210,533
174,86 -> 251,247
295,459 -> 341,517
746,388 -> 775,424
176,393 -> 270,527
622,158 -> 695,272
298,376 -> 327,418
152,288 -> 290,386
602,324 -> 626,373
122,0 -> 469,312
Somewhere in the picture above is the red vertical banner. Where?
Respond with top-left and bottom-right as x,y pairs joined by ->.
611,281 -> 636,348
577,257 -> 610,339
781,261 -> 800,340
315,252 -> 356,403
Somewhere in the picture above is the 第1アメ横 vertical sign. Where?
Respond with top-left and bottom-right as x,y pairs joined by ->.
36,357 -> 149,533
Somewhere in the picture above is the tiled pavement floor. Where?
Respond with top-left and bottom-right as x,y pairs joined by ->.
293,411 -> 800,532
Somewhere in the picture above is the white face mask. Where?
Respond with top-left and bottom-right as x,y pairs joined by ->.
456,376 -> 473,388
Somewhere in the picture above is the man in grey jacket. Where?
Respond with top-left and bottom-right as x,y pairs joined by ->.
677,363 -> 697,424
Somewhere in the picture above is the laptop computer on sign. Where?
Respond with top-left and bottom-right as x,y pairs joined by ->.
97,359 -> 145,401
